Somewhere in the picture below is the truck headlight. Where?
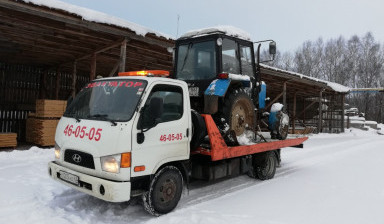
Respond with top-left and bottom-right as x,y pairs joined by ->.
54,143 -> 61,160
101,154 -> 121,173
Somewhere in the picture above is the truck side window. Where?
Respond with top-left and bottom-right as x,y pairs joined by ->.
222,38 -> 240,74
140,85 -> 183,129
240,45 -> 254,77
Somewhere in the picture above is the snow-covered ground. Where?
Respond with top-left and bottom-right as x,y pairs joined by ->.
1,127 -> 384,224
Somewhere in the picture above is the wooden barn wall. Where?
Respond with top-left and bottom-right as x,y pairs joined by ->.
0,62 -> 89,141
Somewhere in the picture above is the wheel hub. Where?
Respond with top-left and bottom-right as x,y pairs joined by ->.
159,179 -> 176,202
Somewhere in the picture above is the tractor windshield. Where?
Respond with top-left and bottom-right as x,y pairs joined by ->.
175,40 -> 217,80
64,79 -> 147,122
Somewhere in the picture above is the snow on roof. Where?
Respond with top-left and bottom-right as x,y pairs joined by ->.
260,64 -> 350,93
20,0 -> 172,40
180,25 -> 252,41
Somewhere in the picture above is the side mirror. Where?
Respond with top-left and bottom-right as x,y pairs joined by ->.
269,41 -> 277,55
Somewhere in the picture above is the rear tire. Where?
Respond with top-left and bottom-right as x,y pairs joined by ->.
142,166 -> 183,216
222,89 -> 256,144
253,151 -> 277,180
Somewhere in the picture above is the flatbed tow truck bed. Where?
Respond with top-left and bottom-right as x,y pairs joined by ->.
192,115 -> 308,161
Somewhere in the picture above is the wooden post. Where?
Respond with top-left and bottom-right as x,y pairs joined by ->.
119,38 -> 127,73
302,97 -> 306,125
292,91 -> 297,134
283,81 -> 287,107
90,53 -> 96,80
265,91 -> 284,109
109,60 -> 120,77
318,90 -> 323,133
72,61 -> 77,98
341,94 -> 345,133
55,67 -> 61,100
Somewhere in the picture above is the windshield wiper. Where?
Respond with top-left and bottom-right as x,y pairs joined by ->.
179,42 -> 193,73
87,114 -> 117,126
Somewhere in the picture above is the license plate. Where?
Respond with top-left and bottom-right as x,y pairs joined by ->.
59,170 -> 79,186
188,87 -> 199,96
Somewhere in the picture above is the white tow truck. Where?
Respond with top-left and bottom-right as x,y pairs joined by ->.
48,70 -> 307,215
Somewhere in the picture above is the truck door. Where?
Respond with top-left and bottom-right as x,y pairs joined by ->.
131,83 -> 190,177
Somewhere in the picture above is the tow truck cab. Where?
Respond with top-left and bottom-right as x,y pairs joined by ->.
48,73 -> 192,202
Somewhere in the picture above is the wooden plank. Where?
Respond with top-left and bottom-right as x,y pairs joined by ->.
35,99 -> 67,118
0,132 -> 17,148
26,116 -> 59,146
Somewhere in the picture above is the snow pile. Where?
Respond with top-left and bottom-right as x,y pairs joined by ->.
270,103 -> 284,112
20,0 -> 172,39
180,25 -> 252,41
236,130 -> 256,145
1,129 -> 384,224
260,64 -> 350,93
228,73 -> 251,81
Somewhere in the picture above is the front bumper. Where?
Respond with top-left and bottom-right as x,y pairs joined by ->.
48,161 -> 131,202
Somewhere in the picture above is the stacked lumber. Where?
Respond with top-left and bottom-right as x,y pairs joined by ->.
26,100 -> 66,146
36,99 -> 67,118
0,133 -> 17,148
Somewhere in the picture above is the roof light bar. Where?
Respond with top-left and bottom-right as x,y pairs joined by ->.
118,70 -> 170,77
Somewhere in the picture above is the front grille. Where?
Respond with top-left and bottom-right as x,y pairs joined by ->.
64,149 -> 95,169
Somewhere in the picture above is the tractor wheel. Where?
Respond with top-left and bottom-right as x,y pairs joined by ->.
222,89 -> 256,144
277,111 -> 289,140
142,166 -> 183,216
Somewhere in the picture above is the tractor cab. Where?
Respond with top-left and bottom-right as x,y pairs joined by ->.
173,28 -> 257,103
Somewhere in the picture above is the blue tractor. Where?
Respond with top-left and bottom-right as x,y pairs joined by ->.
172,27 -> 289,146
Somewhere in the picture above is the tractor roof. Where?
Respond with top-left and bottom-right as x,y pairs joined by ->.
179,25 -> 252,41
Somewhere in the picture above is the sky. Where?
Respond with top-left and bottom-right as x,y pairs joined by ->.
58,0 -> 384,53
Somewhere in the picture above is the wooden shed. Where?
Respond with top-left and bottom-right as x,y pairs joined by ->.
260,64 -> 350,134
0,0 -> 173,141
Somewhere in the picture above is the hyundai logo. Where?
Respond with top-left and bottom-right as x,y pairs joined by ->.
72,154 -> 82,163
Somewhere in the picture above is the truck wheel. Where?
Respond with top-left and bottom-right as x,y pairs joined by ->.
142,166 -> 183,215
222,89 -> 255,144
254,151 -> 277,180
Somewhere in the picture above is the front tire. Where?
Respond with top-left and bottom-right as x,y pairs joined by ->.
143,166 -> 183,215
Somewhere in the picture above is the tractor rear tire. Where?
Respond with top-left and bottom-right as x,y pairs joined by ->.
222,89 -> 256,144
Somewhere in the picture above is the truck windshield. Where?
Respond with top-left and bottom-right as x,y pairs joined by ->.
175,40 -> 216,80
64,79 -> 147,122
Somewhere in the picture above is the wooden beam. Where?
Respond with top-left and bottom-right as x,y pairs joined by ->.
283,81 -> 287,107
266,91 -> 284,109
292,91 -> 297,134
318,90 -> 323,133
72,61 -> 77,98
109,60 -> 120,77
119,38 -> 127,72
90,53 -> 96,81
341,94 -> 345,133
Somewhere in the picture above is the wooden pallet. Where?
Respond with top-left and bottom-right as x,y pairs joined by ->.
35,99 -> 67,118
0,133 -> 17,148
26,117 -> 59,146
